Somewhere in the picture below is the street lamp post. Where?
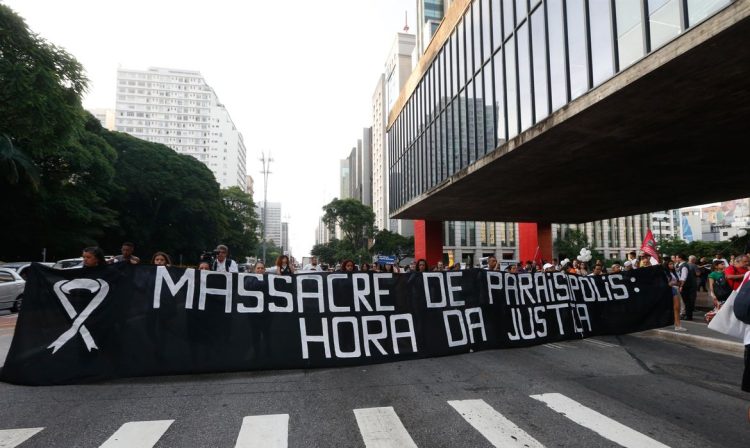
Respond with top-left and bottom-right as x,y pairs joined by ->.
260,152 -> 273,264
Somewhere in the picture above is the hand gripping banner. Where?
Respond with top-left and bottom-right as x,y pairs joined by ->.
0,264 -> 673,385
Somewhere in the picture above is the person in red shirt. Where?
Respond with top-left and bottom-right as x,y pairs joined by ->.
725,255 -> 749,291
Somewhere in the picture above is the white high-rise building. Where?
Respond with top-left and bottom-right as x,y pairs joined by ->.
115,67 -> 247,190
88,108 -> 116,130
256,202 -> 282,246
373,33 -> 416,237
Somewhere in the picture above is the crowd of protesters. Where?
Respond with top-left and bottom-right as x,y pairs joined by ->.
81,242 -> 750,329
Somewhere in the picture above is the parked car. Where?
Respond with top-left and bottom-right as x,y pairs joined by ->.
0,262 -> 54,280
52,258 -> 84,270
0,267 -> 25,313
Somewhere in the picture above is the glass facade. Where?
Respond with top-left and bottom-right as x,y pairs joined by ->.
388,0 -> 734,214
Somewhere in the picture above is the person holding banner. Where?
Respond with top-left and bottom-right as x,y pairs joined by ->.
82,247 -> 106,268
339,260 -> 355,273
212,245 -> 238,273
150,252 -> 172,267
275,255 -> 294,275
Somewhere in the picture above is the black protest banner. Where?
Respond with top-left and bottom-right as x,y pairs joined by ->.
1,264 -> 673,385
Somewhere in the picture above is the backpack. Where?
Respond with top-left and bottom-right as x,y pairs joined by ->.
713,275 -> 732,302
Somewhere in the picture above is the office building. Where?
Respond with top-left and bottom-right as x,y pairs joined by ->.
256,202 -> 282,246
386,0 -> 744,265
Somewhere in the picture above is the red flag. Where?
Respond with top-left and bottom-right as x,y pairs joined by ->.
532,246 -> 543,268
640,229 -> 660,263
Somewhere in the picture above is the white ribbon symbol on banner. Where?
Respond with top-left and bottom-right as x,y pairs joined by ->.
48,278 -> 109,354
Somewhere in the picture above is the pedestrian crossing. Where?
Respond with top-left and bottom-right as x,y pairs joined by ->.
0,391 -> 672,448
0,333 -> 641,448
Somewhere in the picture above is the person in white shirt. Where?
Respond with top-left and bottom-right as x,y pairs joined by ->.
211,244 -> 238,272
303,257 -> 322,272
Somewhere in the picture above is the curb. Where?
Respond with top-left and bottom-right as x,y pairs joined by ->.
637,329 -> 744,356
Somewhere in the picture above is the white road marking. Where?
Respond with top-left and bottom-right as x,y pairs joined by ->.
584,338 -> 618,348
543,343 -> 565,349
0,428 -> 44,448
448,399 -> 544,447
530,393 -> 669,448
354,407 -> 417,448
234,414 -> 289,448
98,420 -> 174,448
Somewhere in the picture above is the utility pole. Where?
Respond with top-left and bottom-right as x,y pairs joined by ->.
260,151 -> 273,264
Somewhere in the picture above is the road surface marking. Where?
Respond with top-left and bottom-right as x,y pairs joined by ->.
98,420 -> 173,448
584,339 -> 618,348
0,428 -> 44,447
448,399 -> 544,447
354,406 -> 417,448
234,414 -> 289,448
543,343 -> 565,349
530,393 -> 669,448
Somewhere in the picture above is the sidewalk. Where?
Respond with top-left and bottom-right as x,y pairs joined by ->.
637,307 -> 746,357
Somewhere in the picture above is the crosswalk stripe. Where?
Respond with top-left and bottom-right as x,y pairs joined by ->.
543,343 -> 565,349
353,407 -> 417,448
234,414 -> 289,448
530,393 -> 669,448
448,399 -> 544,447
98,420 -> 174,448
0,428 -> 44,448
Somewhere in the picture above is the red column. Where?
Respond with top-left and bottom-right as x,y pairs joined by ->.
518,222 -> 552,263
414,220 -> 443,267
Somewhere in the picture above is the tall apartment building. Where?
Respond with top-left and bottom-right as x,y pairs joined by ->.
255,202 -> 282,246
115,67 -> 247,190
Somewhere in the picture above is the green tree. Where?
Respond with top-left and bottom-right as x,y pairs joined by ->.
370,229 -> 414,258
98,128 -> 226,263
1,6 -> 119,260
260,240 -> 283,266
322,198 -> 375,253
656,236 -> 689,259
0,134 -> 38,187
311,240 -> 340,265
218,186 -> 259,262
554,228 -> 604,264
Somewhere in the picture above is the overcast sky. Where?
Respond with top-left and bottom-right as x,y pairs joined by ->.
5,0 -> 416,258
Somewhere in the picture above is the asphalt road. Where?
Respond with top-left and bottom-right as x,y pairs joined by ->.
0,312 -> 748,447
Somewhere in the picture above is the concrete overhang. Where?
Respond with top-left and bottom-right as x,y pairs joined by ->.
392,0 -> 750,223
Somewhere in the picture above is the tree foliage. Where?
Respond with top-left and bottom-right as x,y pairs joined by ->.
322,198 -> 375,251
260,240 -> 283,266
0,5 -> 259,264
553,228 -> 604,263
218,186 -> 260,262
370,229 -> 414,258
656,236 -> 743,259
316,198 -> 376,265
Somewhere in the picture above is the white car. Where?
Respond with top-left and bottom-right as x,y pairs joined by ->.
0,267 -> 25,313
52,258 -> 84,270
0,262 -> 54,280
